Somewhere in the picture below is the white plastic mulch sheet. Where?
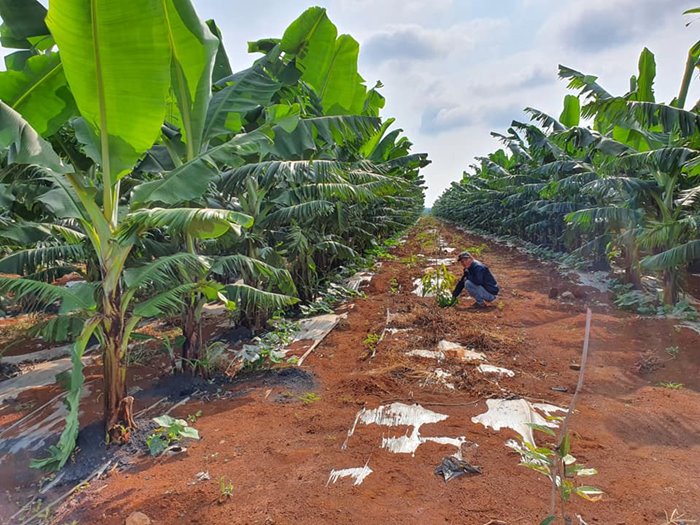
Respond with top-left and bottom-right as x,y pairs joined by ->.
294,313 -> 347,366
412,277 -> 430,297
476,364 -> 515,377
569,270 -> 611,293
431,258 -> 456,266
0,354 -> 96,404
406,349 -> 445,360
345,271 -> 374,292
0,382 -> 96,460
2,343 -> 73,366
326,463 -> 373,486
436,340 -> 486,362
342,402 -> 466,457
294,314 -> 342,342
471,398 -> 566,445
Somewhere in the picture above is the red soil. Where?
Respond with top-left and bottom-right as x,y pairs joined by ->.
20,221 -> 700,524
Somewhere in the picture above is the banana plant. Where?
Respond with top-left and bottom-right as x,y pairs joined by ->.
435,38 -> 700,306
0,0 -> 269,469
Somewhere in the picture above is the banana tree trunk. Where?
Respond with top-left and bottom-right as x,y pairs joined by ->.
102,295 -> 132,441
181,302 -> 203,373
662,269 -> 679,306
623,240 -> 643,289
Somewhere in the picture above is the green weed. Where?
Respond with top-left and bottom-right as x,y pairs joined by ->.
657,382 -> 684,390
363,332 -> 380,353
665,346 -> 680,359
218,476 -> 234,502
298,392 -> 320,404
146,414 -> 200,456
389,277 -> 400,294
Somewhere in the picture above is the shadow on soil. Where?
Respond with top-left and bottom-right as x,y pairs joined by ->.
7,366 -> 316,523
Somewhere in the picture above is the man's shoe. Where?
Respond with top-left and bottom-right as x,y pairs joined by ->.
470,302 -> 487,309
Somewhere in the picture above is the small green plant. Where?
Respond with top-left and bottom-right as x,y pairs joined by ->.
400,255 -> 419,268
298,392 -> 320,404
366,244 -> 397,261
161,334 -> 184,372
421,264 -> 457,307
665,346 -> 680,359
187,410 -> 203,424
363,332 -> 381,355
146,415 -> 200,456
517,426 -> 603,525
182,340 -> 231,378
415,229 -> 437,251
389,277 -> 400,294
517,309 -> 601,525
240,319 -> 300,368
657,382 -> 684,390
612,284 -> 657,315
382,235 -> 403,248
463,244 -> 488,258
300,283 -> 363,317
218,476 -> 234,502
610,282 -> 698,320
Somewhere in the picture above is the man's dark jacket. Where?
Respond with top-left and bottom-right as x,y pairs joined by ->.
452,259 -> 500,298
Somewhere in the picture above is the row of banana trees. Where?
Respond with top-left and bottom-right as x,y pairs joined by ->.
0,1 -> 427,470
434,28 -> 700,307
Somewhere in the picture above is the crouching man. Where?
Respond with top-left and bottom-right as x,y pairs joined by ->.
452,251 -> 499,309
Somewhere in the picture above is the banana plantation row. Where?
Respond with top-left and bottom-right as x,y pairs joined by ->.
434,31 -> 700,310
0,2 -> 427,470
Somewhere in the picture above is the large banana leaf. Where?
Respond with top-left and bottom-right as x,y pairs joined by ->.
46,0 -> 172,181
270,115 -> 381,158
38,174 -> 87,219
0,0 -> 51,50
0,276 -> 97,312
224,283 -> 298,312
131,130 -> 271,205
559,95 -> 580,128
635,48 -> 656,103
163,0 -> 218,158
205,20 -> 232,83
558,65 -> 612,104
0,100 -> 68,174
210,254 -> 297,296
265,200 -> 335,224
124,207 -> 253,240
133,282 -> 199,317
0,243 -> 86,276
203,59 -> 282,141
641,240 -> 700,270
124,252 -> 209,289
0,52 -> 76,136
280,7 -> 366,115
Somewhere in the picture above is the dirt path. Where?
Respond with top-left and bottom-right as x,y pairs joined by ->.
48,220 -> 700,525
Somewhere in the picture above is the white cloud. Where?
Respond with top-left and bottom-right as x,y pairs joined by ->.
362,19 -> 506,64
335,0 -> 455,21
542,0 -> 694,53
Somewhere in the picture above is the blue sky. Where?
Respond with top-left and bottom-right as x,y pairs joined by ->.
3,1 -> 700,204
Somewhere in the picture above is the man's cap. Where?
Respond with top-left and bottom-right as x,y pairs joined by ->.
457,251 -> 472,261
